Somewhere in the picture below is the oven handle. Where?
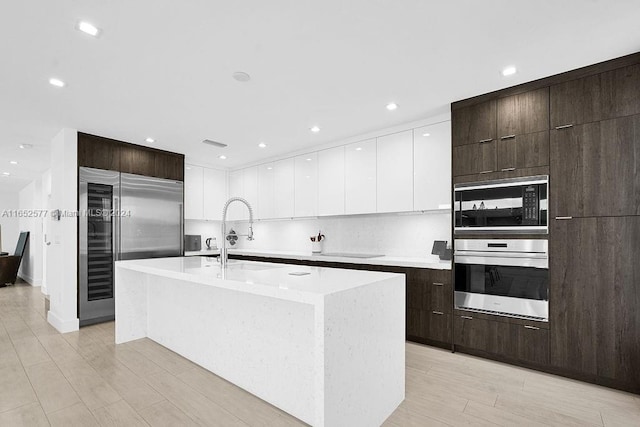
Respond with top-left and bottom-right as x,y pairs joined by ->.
455,254 -> 548,269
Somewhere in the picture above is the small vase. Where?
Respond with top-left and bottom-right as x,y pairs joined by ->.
311,241 -> 322,253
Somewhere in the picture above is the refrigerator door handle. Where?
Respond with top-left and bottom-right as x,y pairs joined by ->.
179,203 -> 184,255
114,195 -> 121,262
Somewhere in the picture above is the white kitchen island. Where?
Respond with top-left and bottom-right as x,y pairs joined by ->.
115,256 -> 405,427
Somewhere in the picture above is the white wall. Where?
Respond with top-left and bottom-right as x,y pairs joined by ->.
229,212 -> 451,263
0,191 -> 19,255
18,178 -> 43,286
185,220 -> 223,249
46,128 -> 78,333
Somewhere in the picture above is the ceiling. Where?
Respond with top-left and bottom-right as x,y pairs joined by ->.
1,0 -> 640,192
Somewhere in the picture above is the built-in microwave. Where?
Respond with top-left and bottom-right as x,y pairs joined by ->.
454,176 -> 548,234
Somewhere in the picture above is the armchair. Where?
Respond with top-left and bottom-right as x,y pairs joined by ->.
0,231 -> 30,286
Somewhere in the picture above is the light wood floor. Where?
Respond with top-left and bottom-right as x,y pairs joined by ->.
1,282 -> 638,426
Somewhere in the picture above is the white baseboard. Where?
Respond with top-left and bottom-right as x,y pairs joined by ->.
47,310 -> 79,333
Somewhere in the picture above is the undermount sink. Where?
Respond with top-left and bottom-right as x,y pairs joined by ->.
317,252 -> 384,259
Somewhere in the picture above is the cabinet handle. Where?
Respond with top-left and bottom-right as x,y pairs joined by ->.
555,216 -> 573,220
500,134 -> 516,140
432,311 -> 444,315
433,282 -> 444,286
479,170 -> 493,174
478,138 -> 493,143
461,315 -> 473,320
501,167 -> 516,172
524,325 -> 540,330
554,124 -> 574,130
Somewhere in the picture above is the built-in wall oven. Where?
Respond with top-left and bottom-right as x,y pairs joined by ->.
454,176 -> 548,234
454,239 -> 548,321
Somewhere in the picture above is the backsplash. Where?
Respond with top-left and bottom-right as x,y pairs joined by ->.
193,212 -> 452,262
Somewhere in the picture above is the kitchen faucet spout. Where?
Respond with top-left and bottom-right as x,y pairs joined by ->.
220,197 -> 254,268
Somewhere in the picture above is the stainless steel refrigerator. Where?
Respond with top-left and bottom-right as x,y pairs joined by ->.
79,167 -> 183,326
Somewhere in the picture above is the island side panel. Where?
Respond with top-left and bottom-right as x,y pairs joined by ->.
323,274 -> 405,427
115,266 -> 149,343
145,274 -> 317,425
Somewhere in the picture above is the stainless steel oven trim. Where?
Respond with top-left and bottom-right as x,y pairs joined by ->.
453,175 -> 548,191
455,292 -> 548,321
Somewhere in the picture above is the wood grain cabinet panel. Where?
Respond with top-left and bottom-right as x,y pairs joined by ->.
497,87 -> 550,137
452,140 -> 496,176
430,282 -> 452,314
551,63 -> 640,128
426,312 -> 451,343
155,152 -> 184,181
550,216 -> 640,389
119,145 -> 156,177
454,315 -> 491,352
551,115 -> 640,218
496,130 -> 550,171
77,133 -> 121,171
514,324 -> 549,365
452,100 -> 496,146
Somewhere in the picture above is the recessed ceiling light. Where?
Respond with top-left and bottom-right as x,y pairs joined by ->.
145,137 -> 155,143
310,126 -> 320,133
422,133 -> 431,137
219,155 -> 227,160
386,102 -> 398,111
258,142 -> 267,148
232,71 -> 251,82
267,166 -> 273,170
49,78 -> 65,88
9,161 -> 18,165
502,66 -> 517,76
2,172 -> 10,176
306,158 -> 312,161
355,147 -> 363,151
185,166 -> 191,170
19,144 -> 33,150
77,21 -> 101,37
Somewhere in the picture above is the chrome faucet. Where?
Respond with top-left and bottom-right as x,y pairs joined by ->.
220,197 -> 254,268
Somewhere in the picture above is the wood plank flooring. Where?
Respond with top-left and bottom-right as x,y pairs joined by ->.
1,281 -> 638,426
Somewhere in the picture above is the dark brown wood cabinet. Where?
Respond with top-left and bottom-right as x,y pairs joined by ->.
78,132 -> 184,181
452,100 -> 496,146
551,63 -> 640,128
452,140 -> 496,176
497,87 -> 550,138
550,115 -> 640,218
496,130 -> 550,171
550,216 -> 640,391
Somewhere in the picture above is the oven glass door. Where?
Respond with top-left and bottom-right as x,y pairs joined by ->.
454,181 -> 547,231
455,263 -> 548,301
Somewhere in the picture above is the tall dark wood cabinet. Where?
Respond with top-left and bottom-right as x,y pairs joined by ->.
452,51 -> 640,394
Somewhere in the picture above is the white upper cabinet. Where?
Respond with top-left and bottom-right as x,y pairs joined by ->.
318,146 -> 345,216
257,163 -> 275,220
413,121 -> 451,211
345,139 -> 376,214
294,153 -> 318,217
184,165 -> 204,220
376,130 -> 414,213
227,170 -> 244,220
243,166 -> 258,220
273,158 -> 295,218
203,167 -> 226,220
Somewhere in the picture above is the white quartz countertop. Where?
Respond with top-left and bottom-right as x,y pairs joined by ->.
222,248 -> 451,270
116,257 -> 402,304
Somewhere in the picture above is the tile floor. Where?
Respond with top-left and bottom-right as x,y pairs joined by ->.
1,281 -> 639,426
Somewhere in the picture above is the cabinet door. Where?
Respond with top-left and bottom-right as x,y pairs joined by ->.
413,122 -> 451,211
550,216 -> 640,385
184,165 -> 204,220
426,311 -> 451,344
294,154 -> 318,217
77,134 -> 121,171
120,145 -> 156,177
273,158 -> 295,218
454,314 -> 490,351
345,139 -> 376,214
155,152 -> 184,181
452,140 -> 496,177
257,163 -> 275,220
203,168 -> 226,221
497,130 -> 549,171
376,131 -> 413,213
551,63 -> 640,128
551,116 -> 640,218
318,146 -> 345,216
430,281 -> 452,314
227,170 -> 244,220
243,167 -> 258,220
497,87 -> 549,138
451,100 -> 496,146
514,324 -> 549,365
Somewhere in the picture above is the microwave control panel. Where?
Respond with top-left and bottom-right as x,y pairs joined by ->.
522,185 -> 539,224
